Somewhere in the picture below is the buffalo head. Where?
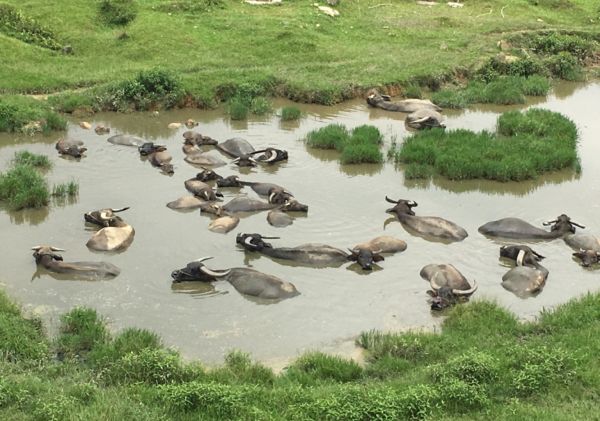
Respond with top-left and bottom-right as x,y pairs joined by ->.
500,245 -> 545,267
138,142 -> 164,156
195,169 -> 222,182
84,207 -> 130,227
280,199 -> 308,213
199,202 -> 225,216
236,233 -> 278,251
252,148 -> 288,164
232,154 -> 258,167
31,245 -> 65,264
217,175 -> 243,188
543,214 -> 584,235
268,187 -> 294,205
347,248 -> 384,271
171,257 -> 231,282
385,197 -> 417,217
183,131 -> 218,146
573,249 -> 600,267
62,144 -> 87,158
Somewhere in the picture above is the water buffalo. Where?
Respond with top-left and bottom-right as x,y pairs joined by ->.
184,177 -> 223,201
56,139 -> 87,158
166,195 -> 206,210
353,236 -> 408,254
501,266 -> 548,298
239,181 -> 292,196
138,143 -> 174,174
107,134 -> 147,147
236,233 -> 384,270
84,207 -> 135,251
208,215 -> 240,234
572,249 -> 600,267
366,89 -> 442,113
31,246 -> 120,279
217,175 -> 244,188
170,257 -> 299,300
385,197 -> 468,242
267,210 -> 294,227
183,130 -> 218,146
216,137 -> 255,158
184,151 -> 227,167
95,125 -> 110,135
405,108 -> 445,130
478,214 -> 584,240
564,233 -> 600,266
223,197 -> 276,213
193,168 -> 222,182
499,245 -> 545,268
253,147 -> 288,164
420,264 -> 477,310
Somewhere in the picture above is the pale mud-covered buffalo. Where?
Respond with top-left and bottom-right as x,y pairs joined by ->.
236,233 -> 385,270
366,89 -> 441,113
564,232 -> 600,267
353,235 -> 408,254
183,130 -> 218,146
31,246 -> 120,279
405,108 -> 445,130
184,176 -> 223,201
420,264 -> 477,310
208,215 -> 240,234
498,245 -> 549,297
478,214 -> 584,240
166,195 -> 206,210
95,125 -> 110,135
170,257 -> 299,300
56,139 -> 87,158
84,207 -> 135,251
385,197 -> 467,242
267,210 -> 294,227
107,134 -> 147,147
184,150 -> 227,167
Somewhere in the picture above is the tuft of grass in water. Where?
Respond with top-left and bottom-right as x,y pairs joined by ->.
0,96 -> 66,133
13,151 -> 51,169
404,163 -> 434,179
394,108 -> 578,181
284,352 -> 363,385
280,105 -> 301,121
51,181 -> 78,198
55,308 -> 109,360
249,96 -> 272,115
0,163 -> 49,210
305,124 -> 349,150
521,75 -> 552,96
228,98 -> 248,120
340,143 -> 383,164
404,84 -> 422,99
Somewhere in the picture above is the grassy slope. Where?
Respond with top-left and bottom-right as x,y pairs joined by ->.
0,0 -> 598,96
2,287 -> 600,420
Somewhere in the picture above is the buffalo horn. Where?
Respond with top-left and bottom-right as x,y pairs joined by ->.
31,246 -> 42,251
249,149 -> 268,156
385,196 -> 399,204
199,266 -> 231,278
571,221 -> 586,229
264,150 -> 277,163
194,256 -> 213,263
542,219 -> 557,226
244,236 -> 256,247
111,207 -> 130,213
453,280 -> 478,296
269,192 -> 276,203
231,157 -> 240,163
407,200 -> 418,207
50,246 -> 66,252
261,236 -> 280,239
347,248 -> 359,255
429,278 -> 442,291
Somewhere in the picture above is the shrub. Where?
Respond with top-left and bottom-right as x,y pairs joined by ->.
280,105 -> 302,121
398,384 -> 440,420
13,151 -> 51,169
528,32 -> 596,60
208,350 -> 274,386
436,378 -> 490,412
97,0 -> 138,28
545,52 -> 583,80
55,308 -> 109,360
0,96 -> 66,133
476,56 -> 546,82
0,3 -> 62,50
32,395 -> 76,421
284,352 -> 363,384
305,124 -> 349,150
0,164 -> 49,210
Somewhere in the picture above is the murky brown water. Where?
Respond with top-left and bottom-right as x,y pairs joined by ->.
1,81 -> 599,366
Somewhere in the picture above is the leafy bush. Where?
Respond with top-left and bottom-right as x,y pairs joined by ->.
398,384 -> 440,420
97,0 -> 138,28
436,378 -> 490,412
545,52 -> 583,80
0,3 -> 62,50
280,105 -> 301,121
510,345 -> 575,396
284,352 -> 363,384
0,163 -> 49,210
0,96 -> 66,133
477,56 -> 546,82
55,308 -> 109,360
32,395 -> 76,421
528,32 -> 596,60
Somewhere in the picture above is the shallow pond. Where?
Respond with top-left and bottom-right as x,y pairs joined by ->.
1,81 -> 598,366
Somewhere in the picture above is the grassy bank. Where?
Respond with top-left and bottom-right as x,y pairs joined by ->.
0,1 -> 598,107
2,287 -> 600,419
391,108 -> 579,181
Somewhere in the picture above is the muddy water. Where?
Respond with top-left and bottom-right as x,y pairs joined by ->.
0,81 -> 598,366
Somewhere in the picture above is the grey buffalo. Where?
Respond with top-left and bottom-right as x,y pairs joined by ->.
420,264 -> 477,310
366,89 -> 441,113
184,176 -> 223,201
107,134 -> 147,147
170,257 -> 299,300
236,233 -> 386,270
138,143 -> 174,174
31,246 -> 120,279
478,214 -> 584,240
564,233 -> 600,267
183,130 -> 218,146
56,139 -> 87,158
499,245 -> 548,297
385,197 -> 468,242
84,207 -> 135,251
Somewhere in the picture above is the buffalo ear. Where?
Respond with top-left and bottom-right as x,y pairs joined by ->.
426,290 -> 436,297
346,249 -> 358,261
373,253 -> 385,262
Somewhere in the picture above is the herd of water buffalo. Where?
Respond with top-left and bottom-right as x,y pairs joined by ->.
34,96 -> 599,310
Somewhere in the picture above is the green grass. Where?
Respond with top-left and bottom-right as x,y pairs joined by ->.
227,97 -> 248,120
51,181 -> 78,198
280,105 -> 301,121
305,124 -> 383,164
0,95 -> 66,133
13,151 -> 51,169
3,287 -> 600,419
0,163 -> 49,209
393,108 -> 578,181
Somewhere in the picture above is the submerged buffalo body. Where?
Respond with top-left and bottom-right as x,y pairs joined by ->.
107,134 -> 147,147
420,263 -> 477,310
501,266 -> 548,297
56,139 -> 87,158
385,198 -> 467,242
406,108 -> 445,130
208,215 -> 240,234
564,233 -> 600,267
366,90 -> 442,113
217,138 -> 255,158
478,214 -> 583,240
32,246 -> 120,279
84,207 -> 135,251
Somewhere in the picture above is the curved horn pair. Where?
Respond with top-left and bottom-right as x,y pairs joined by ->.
31,246 -> 65,252
385,196 -> 398,204
571,221 -> 586,229
194,256 -> 213,263
199,266 -> 231,278
111,207 -> 130,213
453,280 -> 478,296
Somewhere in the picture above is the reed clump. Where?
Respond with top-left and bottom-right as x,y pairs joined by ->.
0,163 -> 49,210
280,106 -> 302,121
392,108 -> 578,181
305,124 -> 383,164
